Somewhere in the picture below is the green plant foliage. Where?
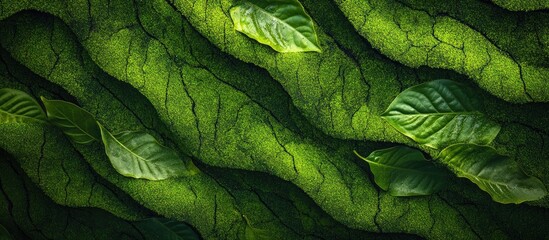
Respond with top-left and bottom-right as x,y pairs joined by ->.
0,0 -> 548,239
0,88 -> 46,123
230,0 -> 321,52
135,218 -> 200,240
382,79 -> 501,149
99,124 -> 193,180
41,97 -> 101,144
333,0 -> 549,103
439,144 -> 548,204
355,147 -> 450,196
0,151 -> 199,240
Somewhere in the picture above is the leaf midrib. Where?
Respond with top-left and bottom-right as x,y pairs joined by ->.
245,2 -> 319,50
53,106 -> 99,142
355,151 -> 447,177
383,111 -> 483,117
0,109 -> 46,123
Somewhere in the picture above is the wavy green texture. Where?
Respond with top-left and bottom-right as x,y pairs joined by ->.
355,146 -> 450,196
230,0 -> 321,52
0,13 -> 381,240
439,144 -> 547,204
382,79 -> 501,149
0,1 -> 548,239
164,0 -> 549,207
334,0 -> 549,103
135,218 -> 200,240
99,125 -> 191,180
42,98 -> 101,144
491,0 -> 549,11
0,88 -> 46,123
0,151 -> 200,240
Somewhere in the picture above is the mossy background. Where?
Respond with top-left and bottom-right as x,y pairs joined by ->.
0,0 -> 548,239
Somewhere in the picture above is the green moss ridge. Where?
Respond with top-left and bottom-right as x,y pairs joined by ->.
0,13 -> 380,239
0,54 -> 148,221
491,0 -> 549,11
151,0 -> 549,208
0,1 -> 548,239
333,0 -> 549,103
0,151 -> 186,240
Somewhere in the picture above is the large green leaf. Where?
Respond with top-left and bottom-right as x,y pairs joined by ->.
355,146 -> 450,196
382,79 -> 501,149
439,144 -> 547,204
135,218 -> 200,240
0,88 -> 46,123
230,0 -> 321,52
41,97 -> 100,144
98,124 -> 191,180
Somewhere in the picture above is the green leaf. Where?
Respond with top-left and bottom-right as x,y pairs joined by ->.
135,218 -> 200,240
439,144 -> 547,204
382,79 -> 501,149
354,147 -> 450,196
230,0 -> 321,53
41,97 -> 100,144
98,123 -> 191,180
0,88 -> 46,123
0,224 -> 13,240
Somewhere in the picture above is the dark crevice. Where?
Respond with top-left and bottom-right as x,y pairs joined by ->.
94,76 -> 155,131
437,194 -> 483,240
128,221 -> 147,240
249,189 -> 327,240
266,117 -> 299,178
36,130 -> 46,185
6,159 -> 49,239
0,155 -> 33,239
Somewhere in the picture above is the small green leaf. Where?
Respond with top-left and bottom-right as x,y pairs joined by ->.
0,88 -> 46,123
135,218 -> 200,240
41,97 -> 100,144
382,79 -> 501,149
98,123 -> 191,180
439,144 -> 547,204
0,224 -> 13,240
230,0 -> 321,53
355,147 -> 450,196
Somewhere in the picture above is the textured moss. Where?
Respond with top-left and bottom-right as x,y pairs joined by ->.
0,51 -> 148,220
0,12 -> 387,239
0,151 -> 192,240
334,0 -> 549,103
0,0 -> 548,239
491,0 -> 549,11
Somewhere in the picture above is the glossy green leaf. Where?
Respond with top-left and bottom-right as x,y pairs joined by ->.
41,97 -> 100,144
381,79 -> 501,149
135,218 -> 200,240
355,147 -> 450,196
99,124 -> 190,180
439,144 -> 547,204
0,88 -> 46,123
230,0 -> 321,53
0,224 -> 13,240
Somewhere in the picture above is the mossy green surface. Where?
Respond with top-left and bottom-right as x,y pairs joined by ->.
0,0 -> 548,239
491,0 -> 549,11
334,0 -> 549,103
